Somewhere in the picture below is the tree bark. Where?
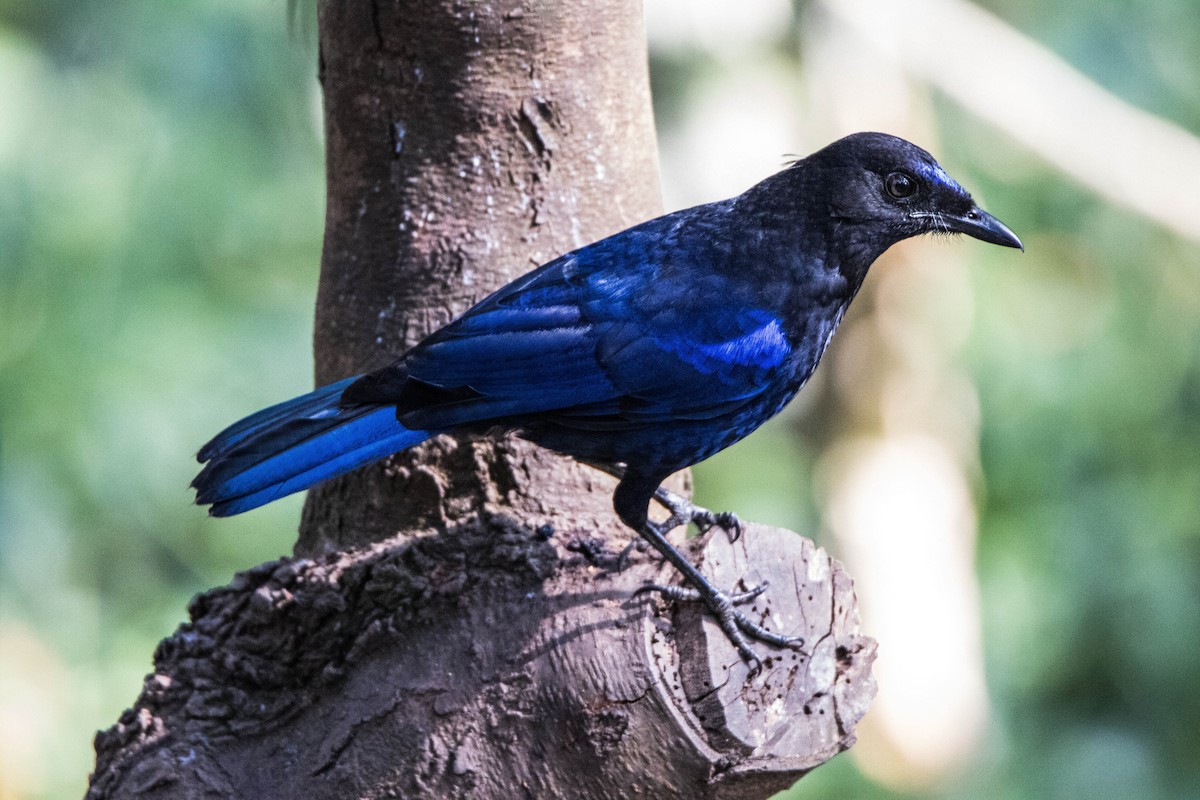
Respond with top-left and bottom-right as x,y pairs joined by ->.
88,2 -> 876,798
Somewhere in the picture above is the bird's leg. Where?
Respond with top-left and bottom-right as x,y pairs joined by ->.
610,469 -> 803,668
587,462 -> 742,542
633,519 -> 804,671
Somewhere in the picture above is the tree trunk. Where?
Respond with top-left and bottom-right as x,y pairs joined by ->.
87,2 -> 876,798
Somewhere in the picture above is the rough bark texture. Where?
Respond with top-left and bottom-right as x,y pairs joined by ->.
88,523 -> 872,799
297,0 -> 663,554
88,2 -> 877,798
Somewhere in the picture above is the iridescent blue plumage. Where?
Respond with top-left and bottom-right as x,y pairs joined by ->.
192,132 -> 1021,664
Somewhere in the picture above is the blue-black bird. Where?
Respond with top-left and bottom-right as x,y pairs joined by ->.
193,132 -> 1022,665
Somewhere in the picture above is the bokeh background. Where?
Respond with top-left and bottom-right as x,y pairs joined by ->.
1,1 -> 1198,798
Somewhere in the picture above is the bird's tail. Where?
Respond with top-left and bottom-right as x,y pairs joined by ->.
192,377 -> 433,517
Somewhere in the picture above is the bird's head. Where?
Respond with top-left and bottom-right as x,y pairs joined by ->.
800,131 -> 1023,253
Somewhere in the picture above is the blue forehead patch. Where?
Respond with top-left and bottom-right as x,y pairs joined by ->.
914,161 -> 965,194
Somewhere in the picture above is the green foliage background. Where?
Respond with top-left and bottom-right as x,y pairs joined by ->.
1,1 -> 1197,798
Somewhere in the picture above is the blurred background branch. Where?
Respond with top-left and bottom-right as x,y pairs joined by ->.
825,0 -> 1200,243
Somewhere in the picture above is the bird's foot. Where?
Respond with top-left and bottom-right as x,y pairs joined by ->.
637,581 -> 767,606
635,521 -> 803,672
655,486 -> 742,543
614,492 -> 741,571
583,462 -> 742,542
638,579 -> 804,672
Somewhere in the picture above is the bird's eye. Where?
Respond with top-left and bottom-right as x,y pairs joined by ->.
885,172 -> 917,199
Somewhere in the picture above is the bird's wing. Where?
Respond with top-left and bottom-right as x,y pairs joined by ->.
348,214 -> 792,431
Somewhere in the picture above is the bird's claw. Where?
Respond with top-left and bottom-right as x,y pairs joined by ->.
690,508 -> 743,542
584,462 -> 743,542
636,581 -> 767,605
657,490 -> 742,543
637,579 -> 804,667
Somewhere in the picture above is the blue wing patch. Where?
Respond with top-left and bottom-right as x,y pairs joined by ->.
658,313 -> 789,376
380,213 -> 794,431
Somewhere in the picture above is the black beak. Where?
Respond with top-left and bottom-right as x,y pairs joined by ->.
939,205 -> 1024,251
